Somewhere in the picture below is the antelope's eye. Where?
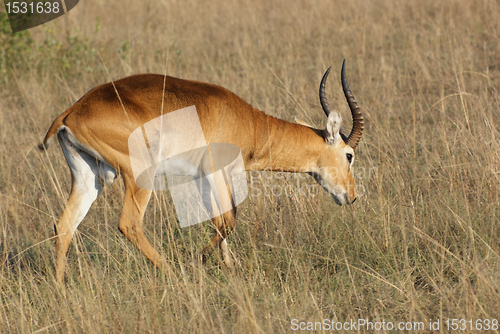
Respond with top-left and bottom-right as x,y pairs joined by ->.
346,153 -> 353,164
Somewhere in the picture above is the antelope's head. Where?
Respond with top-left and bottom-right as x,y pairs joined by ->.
305,60 -> 364,206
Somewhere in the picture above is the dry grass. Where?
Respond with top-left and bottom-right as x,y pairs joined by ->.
1,0 -> 500,332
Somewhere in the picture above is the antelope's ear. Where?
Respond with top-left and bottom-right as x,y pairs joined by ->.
324,111 -> 342,145
293,116 -> 314,128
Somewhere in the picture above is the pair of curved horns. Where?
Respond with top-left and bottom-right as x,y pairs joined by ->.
319,59 -> 364,149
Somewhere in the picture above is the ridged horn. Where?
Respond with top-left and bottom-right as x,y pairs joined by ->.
341,59 -> 364,149
319,66 -> 332,117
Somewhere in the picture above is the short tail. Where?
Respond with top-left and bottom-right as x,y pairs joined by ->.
38,108 -> 73,151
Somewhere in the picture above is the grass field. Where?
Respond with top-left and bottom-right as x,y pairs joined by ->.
1,0 -> 500,332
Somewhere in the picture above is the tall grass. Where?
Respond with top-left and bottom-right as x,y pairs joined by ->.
1,0 -> 500,332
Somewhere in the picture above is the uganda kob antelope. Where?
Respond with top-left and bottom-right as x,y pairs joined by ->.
39,60 -> 364,281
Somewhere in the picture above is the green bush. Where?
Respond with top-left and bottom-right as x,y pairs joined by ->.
0,12 -> 35,85
0,12 -> 103,87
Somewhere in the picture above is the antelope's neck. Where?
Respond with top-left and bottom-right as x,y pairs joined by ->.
245,111 -> 324,173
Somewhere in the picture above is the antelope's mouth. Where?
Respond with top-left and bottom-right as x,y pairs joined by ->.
332,192 -> 349,206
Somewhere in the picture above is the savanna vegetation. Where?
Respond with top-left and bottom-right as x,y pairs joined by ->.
1,0 -> 499,332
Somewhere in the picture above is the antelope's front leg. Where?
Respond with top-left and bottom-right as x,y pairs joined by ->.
193,164 -> 238,267
200,208 -> 237,268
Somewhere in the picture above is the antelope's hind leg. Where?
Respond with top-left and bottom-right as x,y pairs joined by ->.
55,130 -> 115,282
118,177 -> 169,272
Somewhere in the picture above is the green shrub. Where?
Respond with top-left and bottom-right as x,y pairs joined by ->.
0,12 -> 35,85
